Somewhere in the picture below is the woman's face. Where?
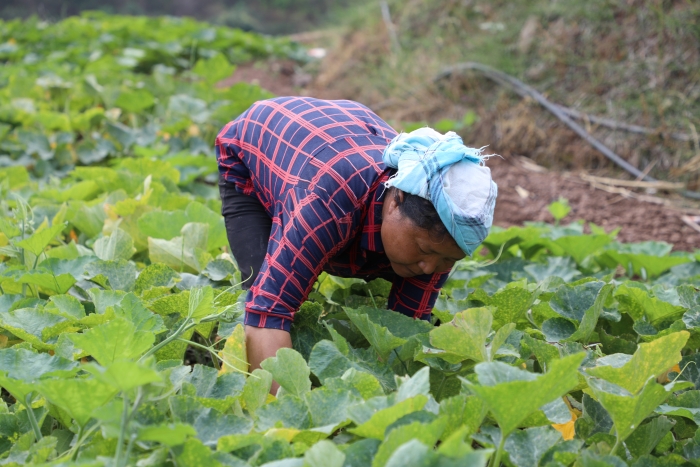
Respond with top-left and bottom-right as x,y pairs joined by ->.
380,192 -> 466,278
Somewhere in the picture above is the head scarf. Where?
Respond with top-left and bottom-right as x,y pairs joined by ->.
382,127 -> 497,256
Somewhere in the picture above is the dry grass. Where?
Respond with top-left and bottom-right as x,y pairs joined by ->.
309,0 -> 700,186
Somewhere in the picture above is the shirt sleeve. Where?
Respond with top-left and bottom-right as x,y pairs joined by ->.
388,272 -> 450,321
244,187 -> 358,332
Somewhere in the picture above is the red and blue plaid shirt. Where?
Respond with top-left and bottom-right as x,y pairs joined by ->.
216,97 -> 449,331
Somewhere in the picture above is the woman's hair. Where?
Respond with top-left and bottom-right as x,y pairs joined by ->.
391,187 -> 449,240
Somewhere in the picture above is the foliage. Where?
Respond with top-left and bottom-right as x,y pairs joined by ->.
0,13 -> 300,182
1,13 -> 700,467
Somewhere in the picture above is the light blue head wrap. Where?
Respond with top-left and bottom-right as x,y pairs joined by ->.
382,128 -> 498,256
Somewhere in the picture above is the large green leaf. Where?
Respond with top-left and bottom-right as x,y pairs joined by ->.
615,284 -> 686,324
345,307 -> 409,361
429,307 -> 513,363
602,245 -> 690,278
503,426 -> 562,467
93,228 -> 135,261
36,378 -> 118,427
585,331 -> 688,393
563,283 -> 614,343
586,377 -> 678,444
148,222 -> 212,274
464,353 -> 585,436
84,360 -> 162,391
554,234 -> 612,264
309,337 -> 395,391
260,348 -> 312,398
68,316 -> 155,365
15,223 -> 66,257
349,396 -> 428,439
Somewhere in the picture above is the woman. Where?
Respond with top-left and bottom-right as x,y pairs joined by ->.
216,97 -> 497,384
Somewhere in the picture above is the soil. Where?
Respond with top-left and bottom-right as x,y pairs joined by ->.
224,62 -> 700,252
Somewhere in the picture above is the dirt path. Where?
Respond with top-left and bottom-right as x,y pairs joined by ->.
225,62 -> 700,252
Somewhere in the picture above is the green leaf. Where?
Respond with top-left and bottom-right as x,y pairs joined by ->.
241,368 -> 273,414
0,348 -> 78,381
345,307 -> 408,360
170,396 -> 253,447
485,286 -> 536,328
429,307 -> 513,363
548,198 -> 571,222
625,416 -> 673,458
68,316 -> 155,365
303,385 -> 361,431
176,438 -> 227,467
585,331 -> 688,393
255,395 -> 311,430
134,263 -> 180,294
261,348 -> 311,397
138,422 -> 196,447
188,286 -> 216,323
46,294 -> 85,319
85,259 -> 137,291
0,348 -> 78,402
464,353 -> 585,437
309,339 -> 395,391
586,377 -> 675,444
575,394 -> 613,440
371,419 -> 445,467
291,301 -> 331,361
181,364 -> 246,412
383,439 -> 434,467
15,223 -> 66,257
0,307 -> 69,349
655,390 -> 700,424
602,247 -> 690,278
524,256 -> 581,283
192,53 -> 236,85
349,396 -> 428,439
615,284 -> 686,324
113,292 -> 165,333
35,378 -> 118,427
115,88 -> 155,113
550,281 -> 605,322
504,426 -> 562,467
564,283 -> 614,343
93,228 -> 135,261
553,234 -> 612,265
438,394 -> 485,440
148,222 -> 212,274
15,269 -> 76,295
303,439 -> 345,467
84,360 -> 162,391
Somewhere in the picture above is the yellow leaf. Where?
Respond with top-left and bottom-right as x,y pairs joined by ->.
552,397 -> 578,441
218,324 -> 248,375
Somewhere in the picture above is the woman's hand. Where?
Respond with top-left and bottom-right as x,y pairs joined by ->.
245,325 -> 292,395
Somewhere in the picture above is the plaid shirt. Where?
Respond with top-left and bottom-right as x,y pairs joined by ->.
216,97 -> 449,331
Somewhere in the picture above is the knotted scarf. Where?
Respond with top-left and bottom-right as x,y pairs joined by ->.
382,127 -> 498,256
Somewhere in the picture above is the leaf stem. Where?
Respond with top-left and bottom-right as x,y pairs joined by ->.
114,393 -> 129,467
393,349 -> 410,375
611,436 -> 621,456
71,425 -> 86,461
139,318 -> 196,362
24,394 -> 42,440
177,338 -> 256,377
490,432 -> 506,467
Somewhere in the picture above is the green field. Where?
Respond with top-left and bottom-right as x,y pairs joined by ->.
1,13 -> 700,467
